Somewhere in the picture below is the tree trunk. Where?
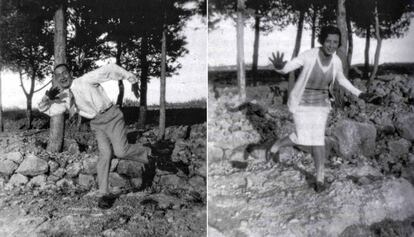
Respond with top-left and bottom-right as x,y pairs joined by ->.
116,41 -> 124,107
364,25 -> 370,78
334,0 -> 348,109
26,95 -> 32,130
251,12 -> 260,87
346,10 -> 353,66
0,66 -> 3,133
237,0 -> 246,101
48,4 -> 66,153
369,4 -> 382,86
311,8 -> 317,48
288,9 -> 304,96
158,27 -> 167,140
137,34 -> 149,130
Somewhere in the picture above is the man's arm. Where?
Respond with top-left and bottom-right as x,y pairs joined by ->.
38,89 -> 71,117
80,63 -> 138,85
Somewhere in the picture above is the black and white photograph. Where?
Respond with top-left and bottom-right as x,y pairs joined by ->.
0,0 -> 206,236
208,0 -> 414,236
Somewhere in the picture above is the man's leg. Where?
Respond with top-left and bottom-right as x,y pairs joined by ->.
107,108 -> 150,163
94,128 -> 112,195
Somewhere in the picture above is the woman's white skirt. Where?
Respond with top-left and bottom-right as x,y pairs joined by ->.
289,106 -> 330,146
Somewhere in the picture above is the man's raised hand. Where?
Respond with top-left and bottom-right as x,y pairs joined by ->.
45,87 -> 61,100
269,51 -> 287,70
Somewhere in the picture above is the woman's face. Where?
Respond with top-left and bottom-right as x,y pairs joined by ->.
321,34 -> 340,56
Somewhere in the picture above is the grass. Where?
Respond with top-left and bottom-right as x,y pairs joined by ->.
123,98 -> 206,109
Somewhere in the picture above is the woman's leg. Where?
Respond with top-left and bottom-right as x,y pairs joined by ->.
311,145 -> 325,183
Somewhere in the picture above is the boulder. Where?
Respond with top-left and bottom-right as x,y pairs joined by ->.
0,159 -> 18,176
48,160 -> 59,173
64,139 -> 80,154
16,154 -> 48,177
172,140 -> 192,164
52,168 -> 66,179
78,174 -> 95,189
8,173 -> 28,186
5,152 -> 24,164
208,144 -> 224,164
56,178 -> 75,189
130,177 -> 142,189
189,176 -> 205,188
116,160 -> 144,178
388,138 -> 411,157
159,174 -> 185,187
332,120 -> 377,159
165,125 -> 189,141
394,113 -> 414,141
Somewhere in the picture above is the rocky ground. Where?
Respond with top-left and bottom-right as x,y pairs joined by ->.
208,73 -> 414,237
0,120 -> 206,236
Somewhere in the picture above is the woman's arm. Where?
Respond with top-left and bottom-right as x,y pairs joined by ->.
336,65 -> 362,96
269,51 -> 305,74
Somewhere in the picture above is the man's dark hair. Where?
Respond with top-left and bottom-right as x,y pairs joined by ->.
54,63 -> 71,72
318,26 -> 342,48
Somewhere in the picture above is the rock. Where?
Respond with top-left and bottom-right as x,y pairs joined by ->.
388,138 -> 411,157
47,175 -> 60,183
108,172 -> 130,189
372,112 -> 395,134
64,139 -> 80,154
48,160 -> 59,173
279,147 -> 297,163
28,175 -> 47,188
0,159 -> 19,176
116,160 -> 144,178
53,168 -> 65,179
190,123 -> 206,139
394,113 -> 414,141
333,120 -> 377,159
130,177 -> 142,189
159,174 -> 185,187
56,178 -> 75,189
172,140 -> 192,164
65,162 -> 82,178
5,152 -> 24,164
165,125 -> 189,141
82,155 -> 98,174
208,144 -> 224,164
8,173 -> 28,186
110,159 -> 119,172
16,154 -> 48,177
195,163 -> 206,178
189,176 -> 205,188
78,174 -> 95,189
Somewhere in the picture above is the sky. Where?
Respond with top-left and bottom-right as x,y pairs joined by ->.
208,19 -> 414,67
0,16 -> 207,110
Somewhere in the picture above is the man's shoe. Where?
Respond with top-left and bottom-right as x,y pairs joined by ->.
98,193 -> 118,209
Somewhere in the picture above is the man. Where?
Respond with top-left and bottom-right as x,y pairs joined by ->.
39,63 -> 151,208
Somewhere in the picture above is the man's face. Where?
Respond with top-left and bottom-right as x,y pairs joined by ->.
54,65 -> 73,89
321,34 -> 340,56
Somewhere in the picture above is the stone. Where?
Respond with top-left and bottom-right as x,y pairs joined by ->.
28,175 -> 47,188
0,159 -> 18,176
208,145 -> 224,164
8,173 -> 28,186
65,162 -> 82,178
108,172 -> 130,189
190,123 -> 206,139
189,176 -> 205,188
172,140 -> 192,164
78,174 -> 95,189
16,154 -> 48,177
64,139 -> 80,154
130,177 -> 142,189
116,160 -> 144,178
195,163 -> 206,178
332,120 -> 377,159
373,112 -> 395,134
159,174 -> 185,187
394,113 -> 414,141
388,138 -> 411,157
47,175 -> 60,183
165,125 -> 189,141
53,168 -> 65,178
48,160 -> 59,173
82,155 -> 98,174
56,178 -> 75,189
5,152 -> 24,164
110,159 -> 119,172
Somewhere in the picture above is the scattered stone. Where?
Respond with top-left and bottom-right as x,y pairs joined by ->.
0,159 -> 19,176
189,176 -> 205,188
82,155 -> 98,174
48,160 -> 59,173
110,159 -> 119,172
388,138 -> 411,157
56,178 -> 75,189
8,173 -> 29,186
394,113 -> 414,141
208,145 -> 224,164
116,160 -> 144,178
159,174 -> 185,188
66,162 -> 82,178
64,139 -> 80,154
28,175 -> 47,188
16,154 -> 48,177
172,140 -> 192,164
78,174 -> 95,189
130,177 -> 142,189
165,125 -> 189,141
108,172 -> 130,189
53,168 -> 65,179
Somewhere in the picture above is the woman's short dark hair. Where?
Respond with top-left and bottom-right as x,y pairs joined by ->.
318,26 -> 342,47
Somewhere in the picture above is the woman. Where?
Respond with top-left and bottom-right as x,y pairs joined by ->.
268,26 -> 372,192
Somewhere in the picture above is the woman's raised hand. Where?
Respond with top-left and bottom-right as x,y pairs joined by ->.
269,51 -> 287,70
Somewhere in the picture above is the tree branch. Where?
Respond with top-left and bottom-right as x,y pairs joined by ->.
19,70 -> 29,96
34,79 -> 52,93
